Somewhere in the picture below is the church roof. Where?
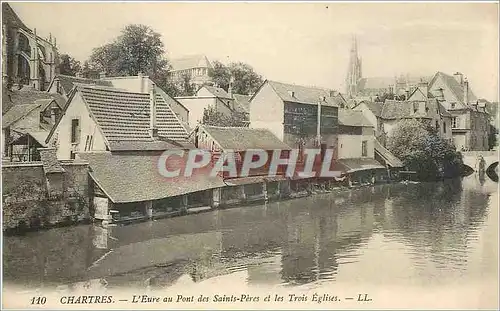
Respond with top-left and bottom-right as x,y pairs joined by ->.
357,77 -> 394,90
170,54 -> 213,71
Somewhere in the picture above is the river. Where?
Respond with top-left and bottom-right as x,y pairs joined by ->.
3,175 -> 499,309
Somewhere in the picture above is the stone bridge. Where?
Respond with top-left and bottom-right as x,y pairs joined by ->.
461,151 -> 498,173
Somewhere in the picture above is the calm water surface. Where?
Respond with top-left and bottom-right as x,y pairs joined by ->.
3,176 -> 498,293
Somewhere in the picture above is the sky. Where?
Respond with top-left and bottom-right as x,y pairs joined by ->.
10,1 -> 499,101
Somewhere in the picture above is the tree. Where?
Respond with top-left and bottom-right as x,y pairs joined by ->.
208,61 -> 263,95
87,24 -> 176,93
387,119 -> 463,180
180,73 -> 196,96
58,54 -> 81,76
201,106 -> 247,127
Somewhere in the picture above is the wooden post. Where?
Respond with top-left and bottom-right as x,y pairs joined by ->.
181,195 -> 188,214
212,188 -> 221,209
27,134 -> 31,162
145,201 -> 153,219
263,182 -> 268,202
239,185 -> 246,202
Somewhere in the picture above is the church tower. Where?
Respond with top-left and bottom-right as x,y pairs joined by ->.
345,35 -> 362,98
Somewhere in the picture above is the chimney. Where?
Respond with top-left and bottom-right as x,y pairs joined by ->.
463,77 -> 469,104
329,90 -> 338,97
453,72 -> 463,85
138,72 -> 144,93
55,77 -> 61,94
99,71 -> 106,79
50,107 -> 57,124
149,82 -> 158,139
405,89 -> 410,100
288,90 -> 295,98
418,82 -> 429,99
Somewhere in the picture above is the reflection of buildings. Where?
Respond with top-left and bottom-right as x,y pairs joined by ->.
2,3 -> 59,91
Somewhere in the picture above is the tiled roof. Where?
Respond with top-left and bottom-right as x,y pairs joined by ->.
431,72 -> 477,104
338,109 -> 373,127
79,86 -> 189,142
200,86 -> 232,99
170,54 -> 213,71
202,125 -> 291,151
79,152 -> 226,203
2,103 -> 41,129
108,139 -> 195,151
267,80 -> 340,107
379,99 -> 451,120
374,139 -> 404,168
233,94 -> 251,113
3,85 -> 66,114
56,74 -> 113,95
39,148 -> 65,173
361,101 -> 383,117
338,158 -> 385,173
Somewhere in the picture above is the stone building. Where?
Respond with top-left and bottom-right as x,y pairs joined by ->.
2,3 -> 59,91
168,54 -> 213,88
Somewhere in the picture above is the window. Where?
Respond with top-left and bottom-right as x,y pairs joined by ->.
435,120 -> 439,130
362,140 -> 368,157
70,151 -> 76,160
452,117 -> 458,128
71,119 -> 80,144
443,122 -> 447,133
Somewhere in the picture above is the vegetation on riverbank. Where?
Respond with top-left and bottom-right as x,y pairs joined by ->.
387,119 -> 463,181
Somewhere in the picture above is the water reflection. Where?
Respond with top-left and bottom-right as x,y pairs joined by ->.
3,176 -> 496,291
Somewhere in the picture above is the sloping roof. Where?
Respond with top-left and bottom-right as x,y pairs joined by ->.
79,152 -> 226,203
54,74 -> 113,95
78,86 -> 189,142
233,94 -> 251,113
201,125 -> 291,151
2,3 -> 30,31
374,139 -> 404,168
361,101 -> 383,117
170,54 -> 213,71
267,80 -> 340,107
338,109 -> 373,127
9,129 -> 49,147
378,99 -> 452,120
430,72 -> 477,104
34,98 -> 61,112
108,139 -> 195,152
338,158 -> 385,173
201,86 -> 232,99
2,104 -> 41,129
3,86 -> 66,114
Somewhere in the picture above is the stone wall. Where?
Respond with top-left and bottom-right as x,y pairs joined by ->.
2,161 -> 90,232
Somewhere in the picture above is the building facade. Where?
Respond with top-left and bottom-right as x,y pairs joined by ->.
2,3 -> 59,91
168,54 -> 213,88
426,71 -> 490,151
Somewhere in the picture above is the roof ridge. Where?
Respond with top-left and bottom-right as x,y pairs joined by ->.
76,84 -> 148,96
268,79 -> 335,92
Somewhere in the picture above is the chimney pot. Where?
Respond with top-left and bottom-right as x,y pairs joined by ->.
453,72 -> 463,85
150,83 -> 158,139
463,77 -> 469,104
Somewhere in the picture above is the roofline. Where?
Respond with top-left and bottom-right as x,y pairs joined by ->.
2,103 -> 42,129
88,172 -> 117,203
77,87 -> 111,149
45,88 -> 78,143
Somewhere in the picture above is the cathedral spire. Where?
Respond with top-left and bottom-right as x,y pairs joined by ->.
346,34 -> 362,98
